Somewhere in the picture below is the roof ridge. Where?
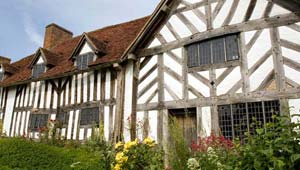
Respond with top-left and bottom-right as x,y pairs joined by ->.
49,15 -> 150,51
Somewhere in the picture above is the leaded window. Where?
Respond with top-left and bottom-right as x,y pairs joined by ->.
80,107 -> 99,126
187,34 -> 239,67
218,100 -> 280,140
56,112 -> 68,126
76,52 -> 95,70
29,114 -> 48,131
32,64 -> 46,78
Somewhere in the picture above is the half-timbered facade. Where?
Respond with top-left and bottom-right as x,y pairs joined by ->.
123,0 -> 300,145
1,0 -> 300,146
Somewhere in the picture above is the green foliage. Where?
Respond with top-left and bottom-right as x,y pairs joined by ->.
113,138 -> 165,170
0,138 -> 105,170
227,115 -> 300,170
168,117 -> 192,170
0,120 -> 3,136
188,115 -> 300,170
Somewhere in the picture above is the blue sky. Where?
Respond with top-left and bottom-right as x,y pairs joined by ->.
0,0 -> 160,62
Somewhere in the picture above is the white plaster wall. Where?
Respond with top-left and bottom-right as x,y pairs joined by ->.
201,107 -> 211,137
77,74 -> 82,104
67,110 -> 74,139
89,72 -> 94,101
3,87 -> 16,135
79,42 -> 93,55
249,56 -> 274,91
25,111 -> 30,136
39,82 -> 45,108
148,110 -> 158,141
169,15 -> 192,38
288,99 -> 300,123
136,111 -> 144,140
97,72 -> 101,101
124,61 -> 134,141
36,55 -> 44,64
104,106 -> 110,141
83,72 -> 88,102
217,66 -> 241,95
105,71 -> 111,100
73,110 -> 79,140
71,76 -> 76,104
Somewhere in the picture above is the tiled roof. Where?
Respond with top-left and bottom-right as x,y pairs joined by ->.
0,16 -> 150,87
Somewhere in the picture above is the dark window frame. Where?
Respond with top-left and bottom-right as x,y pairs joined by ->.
0,72 -> 4,81
32,63 -> 46,78
29,114 -> 49,131
218,100 -> 280,140
79,107 -> 99,126
186,33 -> 241,71
56,112 -> 69,127
76,52 -> 95,70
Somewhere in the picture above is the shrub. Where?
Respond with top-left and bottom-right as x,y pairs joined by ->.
113,137 -> 164,170
168,117 -> 192,170
188,134 -> 234,170
0,138 -> 105,170
187,115 -> 300,170
227,115 -> 300,170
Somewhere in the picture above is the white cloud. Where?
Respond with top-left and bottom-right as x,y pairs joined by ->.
23,13 -> 43,46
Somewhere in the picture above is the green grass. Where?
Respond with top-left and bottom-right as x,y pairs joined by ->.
0,138 -> 106,170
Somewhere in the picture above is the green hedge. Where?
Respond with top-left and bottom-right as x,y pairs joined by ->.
0,138 -> 105,170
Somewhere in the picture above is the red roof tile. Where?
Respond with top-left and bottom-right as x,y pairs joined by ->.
0,16 -> 150,86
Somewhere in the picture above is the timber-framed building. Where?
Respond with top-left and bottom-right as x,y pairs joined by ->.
1,0 -> 300,146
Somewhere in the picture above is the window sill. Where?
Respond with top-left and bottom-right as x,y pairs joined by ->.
187,59 -> 240,72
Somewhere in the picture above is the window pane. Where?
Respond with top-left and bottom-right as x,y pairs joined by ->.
199,41 -> 211,65
76,55 -> 82,70
80,107 -> 99,126
29,114 -> 48,130
225,35 -> 239,61
187,44 -> 199,67
218,105 -> 233,139
264,100 -> 280,123
232,103 -> 247,139
247,102 -> 264,134
211,38 -> 225,64
32,64 -> 45,78
57,112 -> 68,125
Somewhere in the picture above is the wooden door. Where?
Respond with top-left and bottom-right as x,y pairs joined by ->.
169,108 -> 197,146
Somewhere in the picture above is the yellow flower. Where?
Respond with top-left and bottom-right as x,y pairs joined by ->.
122,156 -> 128,163
115,152 -> 124,163
115,141 -> 123,149
114,163 -> 122,170
143,137 -> 155,147
123,139 -> 138,152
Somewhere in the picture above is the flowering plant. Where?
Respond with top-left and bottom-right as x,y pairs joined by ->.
187,134 -> 234,170
113,137 -> 164,170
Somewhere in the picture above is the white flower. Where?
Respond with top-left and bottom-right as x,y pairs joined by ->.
187,158 -> 201,170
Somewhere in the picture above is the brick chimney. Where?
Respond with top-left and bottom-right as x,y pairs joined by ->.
0,56 -> 11,64
43,23 -> 73,49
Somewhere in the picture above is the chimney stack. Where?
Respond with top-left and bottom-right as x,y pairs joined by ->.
43,23 -> 73,49
0,56 -> 11,64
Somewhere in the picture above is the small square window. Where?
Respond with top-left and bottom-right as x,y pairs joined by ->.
29,114 -> 49,131
32,64 -> 46,78
76,52 -> 95,70
56,112 -> 69,126
80,107 -> 99,126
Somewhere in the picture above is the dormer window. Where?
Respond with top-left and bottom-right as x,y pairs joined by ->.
76,52 -> 95,70
69,33 -> 107,71
32,63 -> 46,78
